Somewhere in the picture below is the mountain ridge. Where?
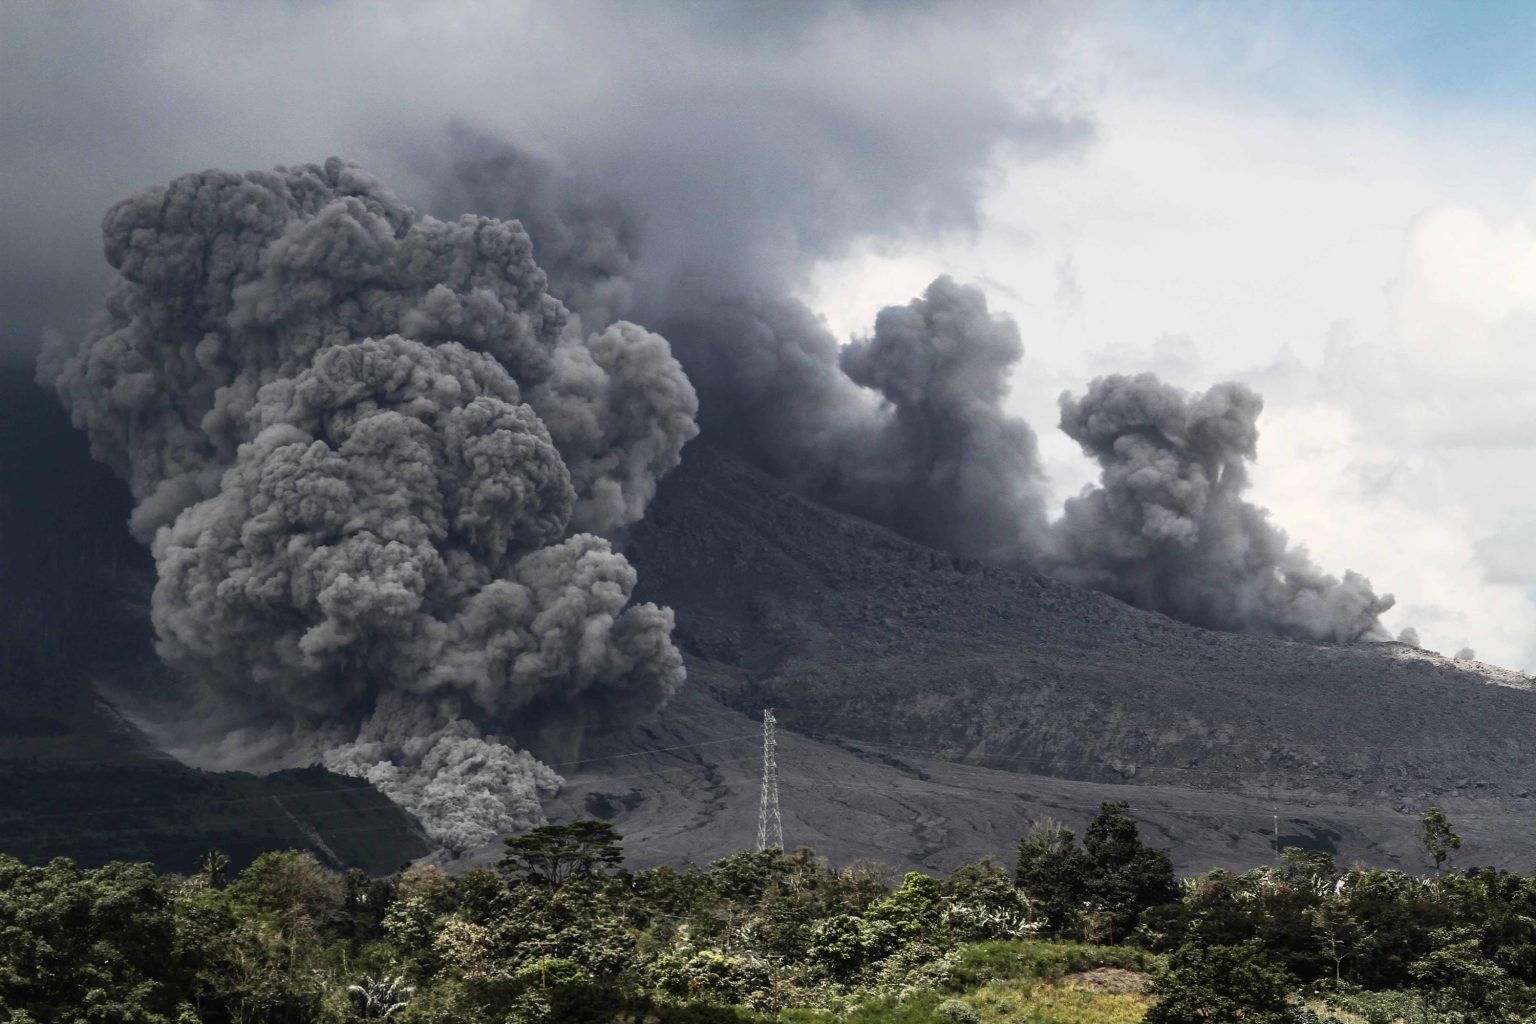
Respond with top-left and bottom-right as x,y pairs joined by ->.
511,440 -> 1536,874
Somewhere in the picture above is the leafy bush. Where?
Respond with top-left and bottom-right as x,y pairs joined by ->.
934,997 -> 980,1023
1144,941 -> 1296,1024
648,949 -> 772,1004
805,913 -> 898,981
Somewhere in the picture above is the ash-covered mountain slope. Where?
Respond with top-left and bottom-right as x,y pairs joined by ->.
524,442 -> 1536,873
627,443 -> 1535,801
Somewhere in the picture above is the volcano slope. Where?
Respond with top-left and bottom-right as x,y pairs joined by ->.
0,368 -> 431,875
528,442 -> 1536,875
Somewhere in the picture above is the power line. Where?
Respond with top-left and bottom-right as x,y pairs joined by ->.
5,715 -> 1531,845
0,735 -> 764,826
783,720 -> 1524,790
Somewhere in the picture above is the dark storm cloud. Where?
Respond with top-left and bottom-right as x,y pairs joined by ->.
0,0 -> 1087,360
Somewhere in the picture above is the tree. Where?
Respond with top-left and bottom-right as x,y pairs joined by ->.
500,821 -> 625,888
1311,896 -> 1362,984
201,849 -> 231,889
1409,932 -> 1511,1017
347,973 -> 415,1020
1145,942 -> 1297,1024
707,848 -> 788,904
0,856 -> 192,1022
1418,806 -> 1462,876
1014,819 -> 1089,934
1339,867 -> 1449,989
805,913 -> 896,981
1081,801 -> 1178,939
864,872 -> 944,941
1276,846 -> 1336,887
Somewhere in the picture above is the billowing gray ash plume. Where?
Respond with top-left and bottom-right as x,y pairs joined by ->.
835,277 -> 1049,562
39,159 -> 696,849
1048,374 -> 1393,642
435,137 -> 1054,565
432,136 -> 1392,642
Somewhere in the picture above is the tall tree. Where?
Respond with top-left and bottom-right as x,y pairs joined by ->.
1082,801 -> 1178,938
200,849 -> 231,889
1418,807 -> 1462,877
1014,819 -> 1089,934
1145,942 -> 1297,1024
499,821 -> 625,887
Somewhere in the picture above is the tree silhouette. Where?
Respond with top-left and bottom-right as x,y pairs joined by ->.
499,821 -> 625,887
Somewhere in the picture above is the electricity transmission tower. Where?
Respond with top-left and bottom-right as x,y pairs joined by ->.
757,708 -> 783,852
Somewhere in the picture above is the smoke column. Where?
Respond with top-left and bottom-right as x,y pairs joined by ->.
835,276 -> 1049,562
434,136 -> 1055,564
8,3 -> 1396,648
39,159 -> 697,850
432,136 -> 1393,642
1048,374 -> 1394,642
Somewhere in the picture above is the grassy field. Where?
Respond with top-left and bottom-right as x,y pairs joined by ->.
779,941 -> 1160,1024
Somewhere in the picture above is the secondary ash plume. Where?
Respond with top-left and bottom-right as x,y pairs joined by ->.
436,138 -> 1391,642
436,139 -> 1055,563
835,276 -> 1048,561
39,159 -> 695,849
1048,373 -> 1394,643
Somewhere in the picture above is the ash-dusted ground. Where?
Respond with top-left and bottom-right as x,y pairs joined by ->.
494,443 -> 1536,874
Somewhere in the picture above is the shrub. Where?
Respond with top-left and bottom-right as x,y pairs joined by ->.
864,872 -> 944,942
647,949 -> 771,1004
805,914 -> 898,981
1144,942 -> 1296,1024
935,997 -> 980,1023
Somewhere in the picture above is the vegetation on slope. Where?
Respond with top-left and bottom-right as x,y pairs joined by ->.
3,803 -> 1534,1023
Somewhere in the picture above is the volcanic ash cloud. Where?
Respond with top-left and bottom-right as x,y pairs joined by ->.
40,159 -> 697,850
1048,373 -> 1394,643
436,138 -> 1391,644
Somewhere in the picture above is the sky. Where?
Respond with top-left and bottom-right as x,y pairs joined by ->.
810,1 -> 1536,671
2,0 -> 1532,670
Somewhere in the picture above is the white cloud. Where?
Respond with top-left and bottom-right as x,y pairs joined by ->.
806,23 -> 1536,671
1249,402 -> 1536,671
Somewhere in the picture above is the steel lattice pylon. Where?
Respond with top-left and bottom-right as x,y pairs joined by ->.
757,708 -> 782,852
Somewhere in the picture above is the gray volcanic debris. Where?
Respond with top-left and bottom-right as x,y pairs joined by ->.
38,159 -> 696,849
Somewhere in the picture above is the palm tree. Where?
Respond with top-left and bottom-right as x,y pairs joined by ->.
200,849 -> 230,889
346,973 -> 414,1020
